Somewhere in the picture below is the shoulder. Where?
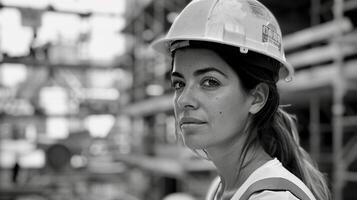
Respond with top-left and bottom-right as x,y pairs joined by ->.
248,190 -> 300,200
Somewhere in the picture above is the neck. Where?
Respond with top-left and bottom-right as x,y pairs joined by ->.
206,130 -> 272,198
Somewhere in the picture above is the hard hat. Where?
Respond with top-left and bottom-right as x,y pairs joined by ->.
151,0 -> 293,81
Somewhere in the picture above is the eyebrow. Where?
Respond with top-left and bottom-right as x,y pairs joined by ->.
171,67 -> 228,78
194,67 -> 228,77
171,71 -> 183,78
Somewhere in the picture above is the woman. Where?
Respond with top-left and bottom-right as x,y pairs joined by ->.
151,0 -> 330,199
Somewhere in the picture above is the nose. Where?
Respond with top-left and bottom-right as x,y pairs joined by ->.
175,84 -> 198,111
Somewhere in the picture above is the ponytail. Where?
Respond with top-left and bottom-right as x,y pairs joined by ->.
269,108 -> 331,200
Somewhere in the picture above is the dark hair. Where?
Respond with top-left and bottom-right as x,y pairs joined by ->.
171,41 -> 330,200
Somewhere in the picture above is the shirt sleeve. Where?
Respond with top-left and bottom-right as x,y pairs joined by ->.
248,190 -> 300,200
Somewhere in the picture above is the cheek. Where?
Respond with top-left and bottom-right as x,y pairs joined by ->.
211,93 -> 250,130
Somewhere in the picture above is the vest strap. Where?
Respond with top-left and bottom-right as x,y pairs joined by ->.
239,177 -> 312,200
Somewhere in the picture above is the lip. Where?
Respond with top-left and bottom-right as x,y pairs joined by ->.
179,117 -> 206,127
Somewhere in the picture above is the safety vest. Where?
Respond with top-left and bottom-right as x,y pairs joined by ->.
206,158 -> 316,200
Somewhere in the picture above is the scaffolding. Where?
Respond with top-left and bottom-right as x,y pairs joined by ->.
331,0 -> 357,199
280,1 -> 357,199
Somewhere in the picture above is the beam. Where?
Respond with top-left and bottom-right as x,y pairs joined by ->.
283,18 -> 352,51
0,3 -> 122,17
344,0 -> 357,12
287,43 -> 357,68
279,59 -> 357,92
0,57 -> 119,70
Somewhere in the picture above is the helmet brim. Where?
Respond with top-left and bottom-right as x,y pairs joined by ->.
151,37 -> 294,82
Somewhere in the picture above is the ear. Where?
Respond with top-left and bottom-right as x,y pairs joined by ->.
249,83 -> 269,114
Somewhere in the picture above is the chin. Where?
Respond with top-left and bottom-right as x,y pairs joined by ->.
183,137 -> 209,150
180,130 -> 211,149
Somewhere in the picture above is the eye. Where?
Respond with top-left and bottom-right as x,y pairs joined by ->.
171,80 -> 185,90
201,77 -> 221,89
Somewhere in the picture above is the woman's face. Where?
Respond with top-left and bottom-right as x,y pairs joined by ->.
171,48 -> 254,149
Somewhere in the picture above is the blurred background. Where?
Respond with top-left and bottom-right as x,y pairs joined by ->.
0,0 -> 356,200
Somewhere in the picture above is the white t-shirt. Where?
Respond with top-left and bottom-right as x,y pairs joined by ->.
206,158 -> 316,200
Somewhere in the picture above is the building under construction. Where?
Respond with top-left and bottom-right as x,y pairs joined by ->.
0,0 -> 356,200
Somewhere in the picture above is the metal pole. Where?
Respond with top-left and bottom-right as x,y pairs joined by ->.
332,0 -> 345,199
332,75 -> 345,200
309,97 -> 321,162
